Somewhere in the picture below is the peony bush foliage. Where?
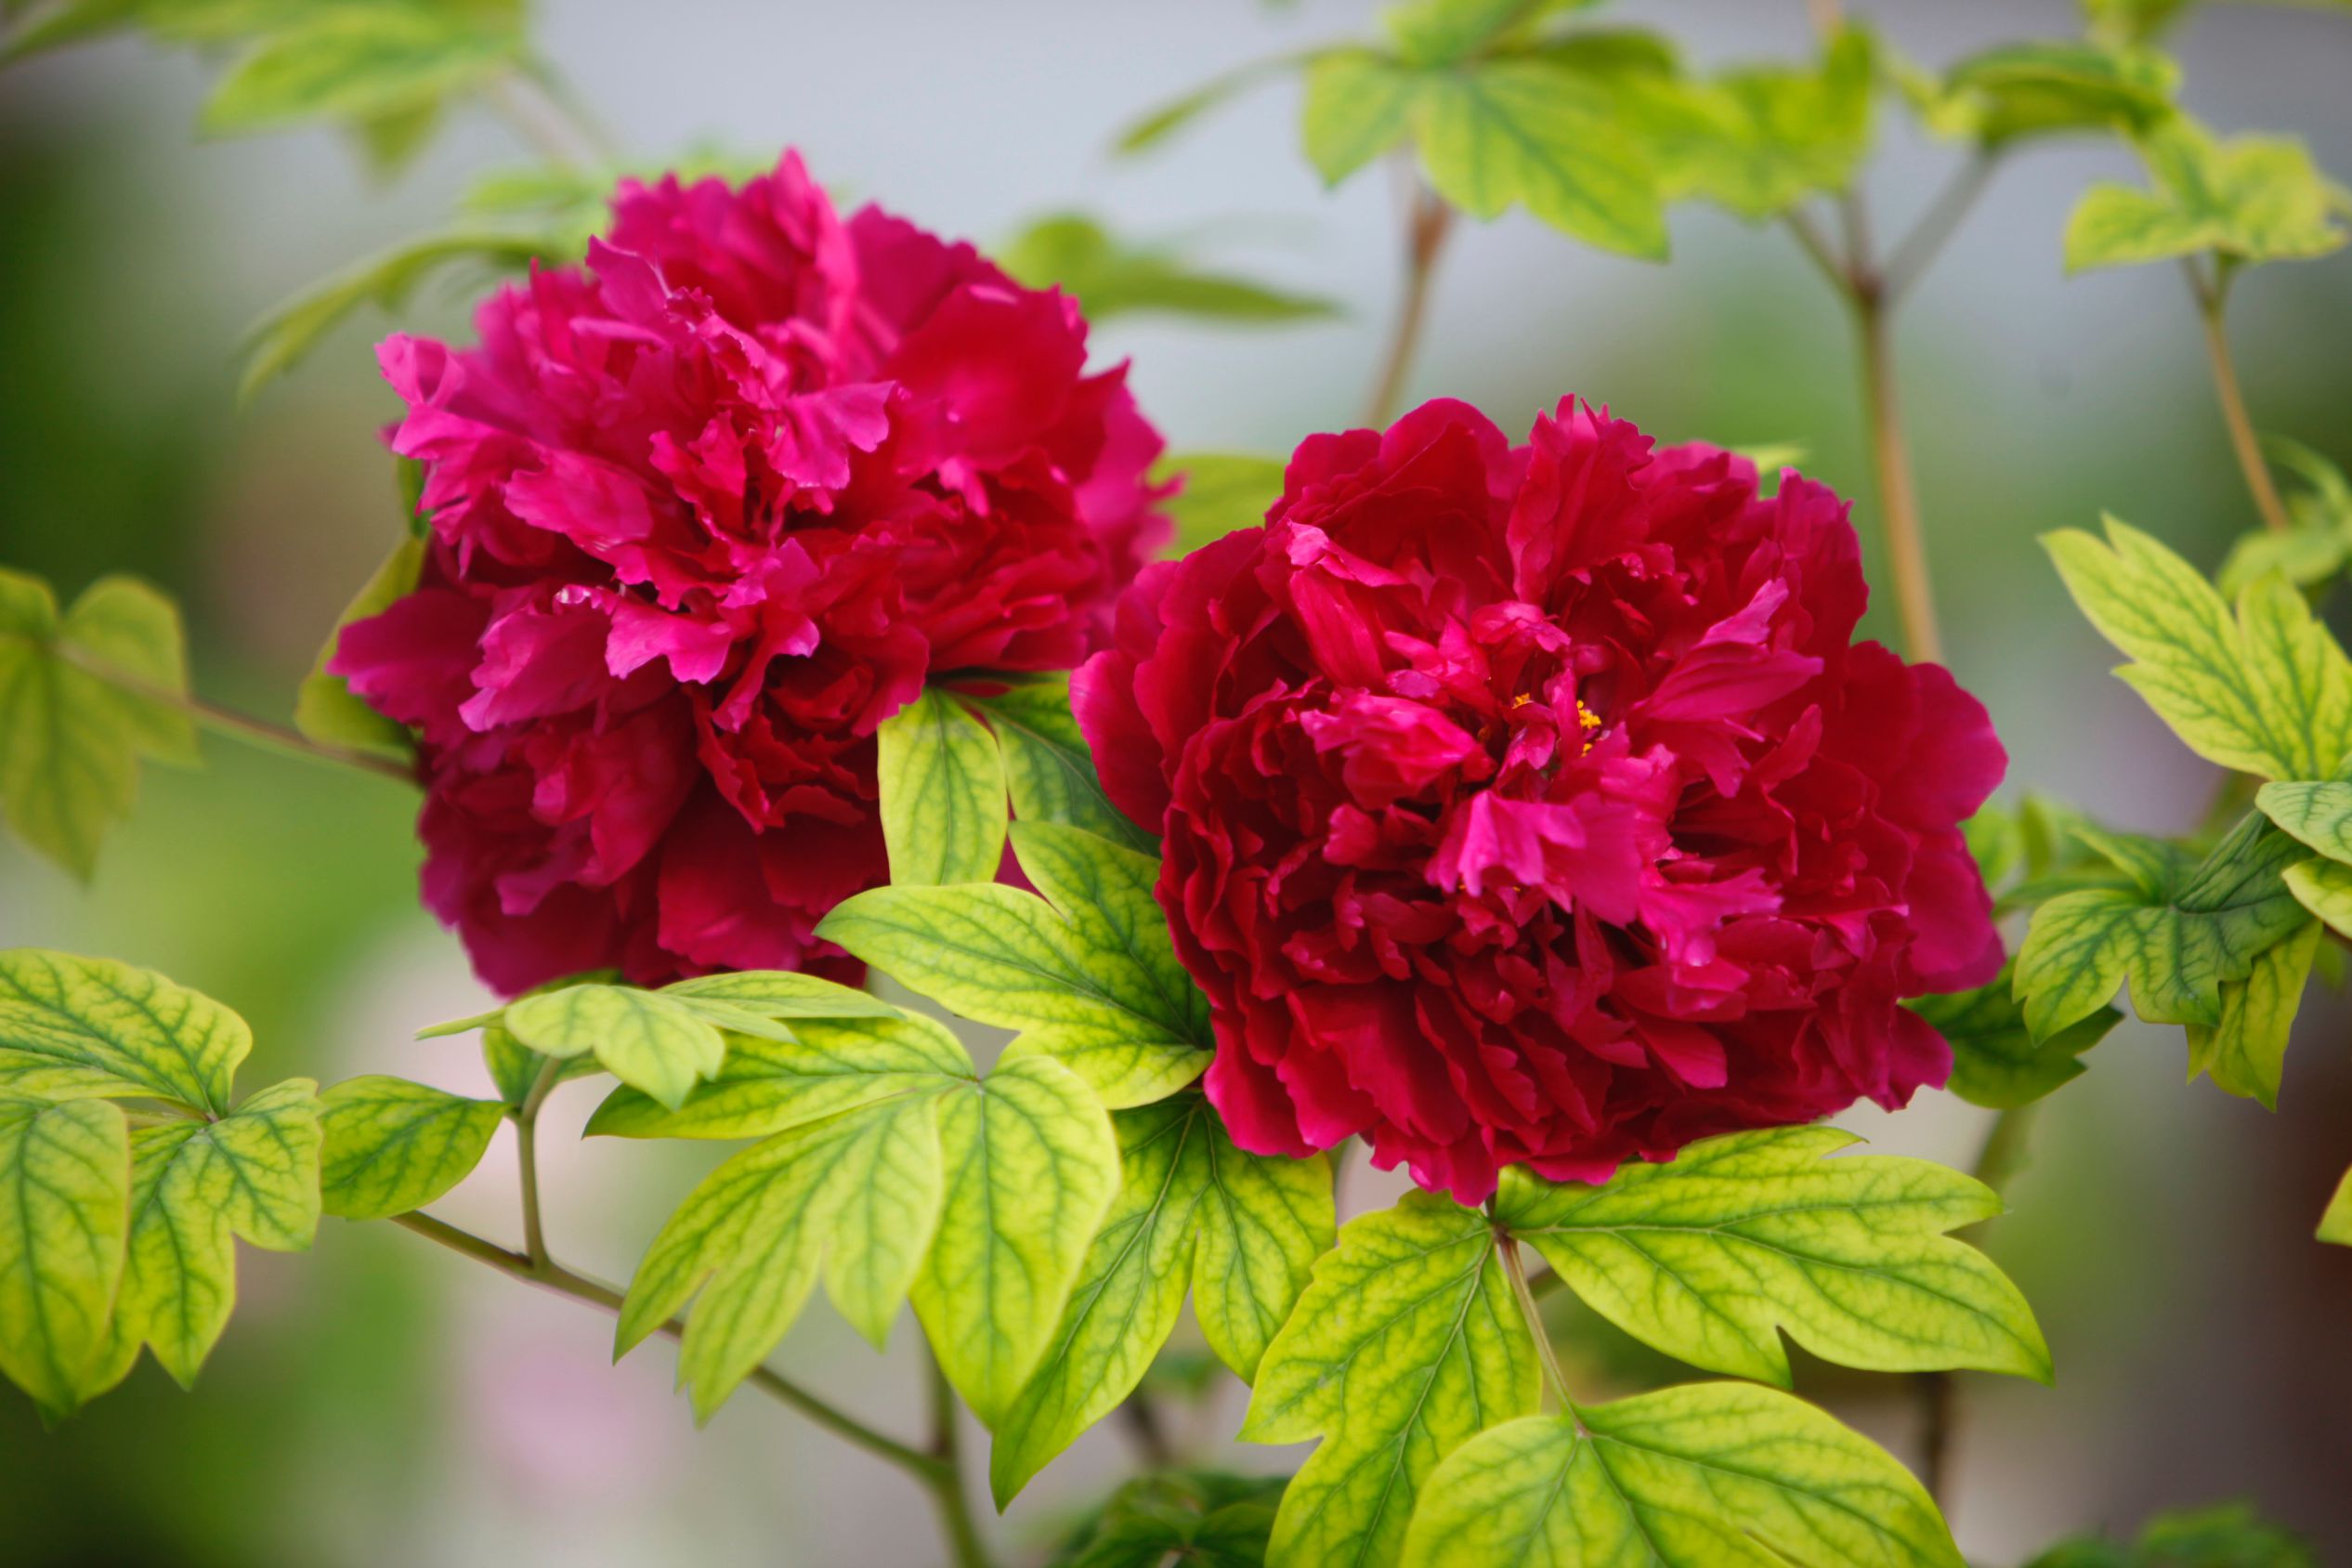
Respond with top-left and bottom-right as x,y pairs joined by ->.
1,1 -> 2345,1564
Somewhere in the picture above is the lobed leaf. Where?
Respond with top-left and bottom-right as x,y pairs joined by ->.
991,1093 -> 1333,1504
588,1013 -> 973,1142
0,1096 -> 129,1418
1241,1193 -> 1539,1568
317,1075 -> 503,1221
2185,919 -> 2319,1108
1909,960 -> 2121,1109
1301,50 -> 1420,184
914,1049 -> 1121,1426
2065,119 -> 2348,273
956,678 -> 1153,852
504,983 -> 725,1111
0,571 -> 201,880
2281,856 -> 2352,940
878,686 -> 1010,887
1398,1385 -> 1964,1568
820,826 -> 1213,1108
291,535 -> 424,760
80,1078 -> 321,1397
1495,1127 -> 2050,1387
1000,214 -> 1337,326
2045,516 -> 2352,781
0,948 -> 249,1117
201,4 -> 521,138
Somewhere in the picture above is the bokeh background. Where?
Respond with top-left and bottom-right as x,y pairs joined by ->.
4,1 -> 2349,1562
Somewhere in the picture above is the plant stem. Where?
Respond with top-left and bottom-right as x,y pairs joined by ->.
387,1210 -> 949,1483
1363,178 -> 1455,427
1118,1394 -> 1175,1469
1912,1100 -> 2042,1506
1883,155 -> 1996,305
487,65 -> 612,168
48,643 -> 417,787
513,1057 -> 564,1272
2185,262 -> 2292,534
1497,1235 -> 1576,1415
923,1345 -> 997,1568
1852,270 -> 1944,664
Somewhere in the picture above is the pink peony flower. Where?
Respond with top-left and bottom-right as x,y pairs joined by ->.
1076,398 -> 2005,1203
336,150 -> 1165,994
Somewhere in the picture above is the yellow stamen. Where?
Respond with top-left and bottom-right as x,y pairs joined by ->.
1576,700 -> 1601,754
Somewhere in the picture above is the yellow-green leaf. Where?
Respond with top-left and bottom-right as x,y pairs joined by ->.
80,1077 -> 321,1397
2186,919 -> 2319,1108
2045,516 -> 2352,781
317,1075 -> 503,1221
2319,1164 -> 2352,1247
956,678 -> 1153,852
990,1093 -> 1333,1504
913,1049 -> 1120,1427
504,983 -> 725,1111
0,1096 -> 129,1418
1495,1127 -> 2050,1387
587,1013 -> 973,1142
1398,1385 -> 1964,1568
2066,119 -> 2348,272
2257,779 -> 2352,863
0,571 -> 201,879
292,536 -> 423,762
1241,1193 -> 1539,1568
1301,49 -> 1420,184
878,686 -> 1009,887
2282,856 -> 2352,940
0,949 -> 251,1117
1909,960 -> 2121,1109
1153,452 -> 1286,558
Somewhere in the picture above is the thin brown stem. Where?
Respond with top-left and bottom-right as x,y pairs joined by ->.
47,642 -> 417,786
387,1210 -> 947,1482
1884,155 -> 1996,305
1853,272 -> 1944,664
1804,0 -> 1845,34
2186,262 -> 2292,533
1363,178 -> 1456,427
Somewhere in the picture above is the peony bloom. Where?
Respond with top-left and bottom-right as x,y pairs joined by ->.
1076,399 -> 2004,1203
335,150 -> 1165,994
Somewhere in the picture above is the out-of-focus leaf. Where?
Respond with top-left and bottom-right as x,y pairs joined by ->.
1153,452 -> 1285,556
1902,41 -> 2176,148
1379,0 -> 1599,67
293,535 -> 424,763
2025,1500 -> 2317,1567
0,571 -> 201,880
1399,1387 -> 1964,1568
1001,214 -> 1336,326
1050,1471 -> 1287,1568
1300,49 -> 1422,183
2281,856 -> 2352,941
2083,0 -> 2199,49
2319,1166 -> 2352,1247
1911,961 -> 2121,1108
201,4 -> 522,138
2066,119 -> 2349,272
241,230 -> 554,401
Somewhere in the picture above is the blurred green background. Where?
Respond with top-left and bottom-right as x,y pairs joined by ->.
2,1 -> 2347,1563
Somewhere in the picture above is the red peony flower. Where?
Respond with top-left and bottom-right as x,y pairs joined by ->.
1075,398 -> 2004,1203
335,150 -> 1165,995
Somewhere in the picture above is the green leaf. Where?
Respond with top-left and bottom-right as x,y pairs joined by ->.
0,949 -> 250,1117
1495,1126 -> 2050,1387
2185,919 -> 2319,1107
1301,50 -> 1421,184
2044,516 -> 2352,780
1241,1193 -> 1539,1568
504,983 -> 725,1111
878,686 -> 1010,887
2014,812 -> 2312,1038
618,1088 -> 951,1410
1380,0 -> 1596,67
317,1075 -> 503,1221
1910,961 -> 2122,1109
1614,29 -> 1875,222
956,678 -> 1154,852
201,4 -> 521,138
1398,1386 -> 1963,1568
2282,856 -> 2352,939
2083,0 -> 2198,49
913,1048 -> 1121,1426
2065,119 -> 2349,272
0,571 -> 201,879
587,1013 -> 971,1141
2216,521 -> 2350,601
1115,53 -> 1303,158
2027,1501 -> 2317,1568
292,535 -> 424,760
2319,1164 -> 2352,1247
1411,58 -> 1669,257
819,825 -> 1214,1108
80,1077 -> 321,1398
1000,214 -> 1337,326
1911,41 -> 2176,150
0,1096 -> 128,1418
478,968 -> 621,1109
991,1093 -> 1333,1505
1052,1471 -> 1287,1568
242,231 -> 552,401
1155,452 -> 1286,558
2256,779 -> 2352,862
